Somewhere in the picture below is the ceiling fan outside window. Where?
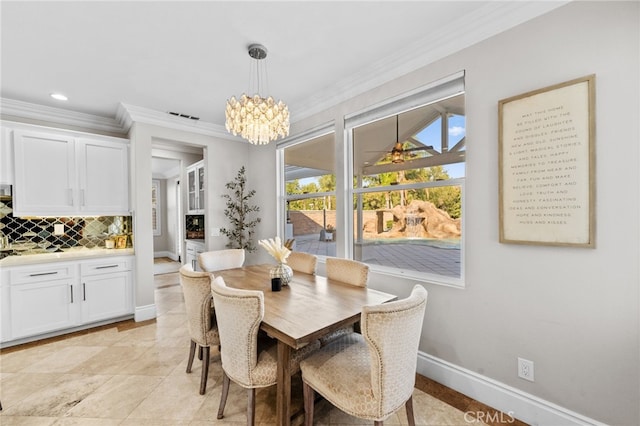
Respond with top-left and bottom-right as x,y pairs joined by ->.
389,115 -> 432,164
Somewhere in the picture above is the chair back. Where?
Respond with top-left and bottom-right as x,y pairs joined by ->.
326,257 -> 369,287
179,264 -> 215,345
361,284 -> 427,416
210,276 -> 264,387
287,251 -> 317,275
198,249 -> 245,272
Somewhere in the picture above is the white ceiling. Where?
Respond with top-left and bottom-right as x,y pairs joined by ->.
1,1 -> 567,134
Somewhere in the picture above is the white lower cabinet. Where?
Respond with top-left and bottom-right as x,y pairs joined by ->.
81,257 -> 133,324
82,272 -> 132,323
2,255 -> 134,344
185,240 -> 205,271
10,278 -> 79,339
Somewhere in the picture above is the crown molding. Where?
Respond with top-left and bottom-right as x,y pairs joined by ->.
117,103 -> 241,141
291,1 -> 570,123
0,98 -> 126,134
0,97 -> 244,141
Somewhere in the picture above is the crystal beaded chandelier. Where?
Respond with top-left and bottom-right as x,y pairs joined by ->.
225,44 -> 290,145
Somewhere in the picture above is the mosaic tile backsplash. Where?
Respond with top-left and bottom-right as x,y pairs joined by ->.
0,197 -> 132,256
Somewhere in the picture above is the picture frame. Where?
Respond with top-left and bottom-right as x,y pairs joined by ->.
498,75 -> 595,247
114,235 -> 128,249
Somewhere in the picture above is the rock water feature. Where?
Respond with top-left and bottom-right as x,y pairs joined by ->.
363,200 -> 460,240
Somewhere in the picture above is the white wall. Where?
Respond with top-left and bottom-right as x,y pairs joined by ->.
257,2 -> 639,425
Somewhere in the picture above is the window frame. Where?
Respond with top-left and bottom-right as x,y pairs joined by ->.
152,179 -> 161,236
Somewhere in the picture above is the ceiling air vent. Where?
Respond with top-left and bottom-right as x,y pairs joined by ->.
168,111 -> 200,120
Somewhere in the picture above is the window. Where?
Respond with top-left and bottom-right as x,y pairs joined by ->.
152,179 -> 161,236
276,72 -> 465,286
347,72 -> 465,286
278,125 -> 335,256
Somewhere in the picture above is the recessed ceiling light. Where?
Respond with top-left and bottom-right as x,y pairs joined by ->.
50,93 -> 68,101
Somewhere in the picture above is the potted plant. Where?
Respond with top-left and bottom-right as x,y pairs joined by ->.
220,166 -> 261,252
324,224 -> 335,241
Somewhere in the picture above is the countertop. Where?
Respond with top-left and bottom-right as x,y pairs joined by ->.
0,247 -> 135,267
185,239 -> 205,244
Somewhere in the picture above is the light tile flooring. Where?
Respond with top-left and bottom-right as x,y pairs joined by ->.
0,271 -> 491,426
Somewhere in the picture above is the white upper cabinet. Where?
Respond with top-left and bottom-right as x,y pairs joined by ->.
13,129 -> 77,214
12,126 -> 130,216
1,127 -> 14,185
186,160 -> 205,214
77,138 -> 129,214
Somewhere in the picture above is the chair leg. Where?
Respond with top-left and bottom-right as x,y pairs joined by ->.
199,346 -> 210,395
198,345 -> 203,360
217,372 -> 230,419
247,388 -> 256,426
374,422 -> 383,426
405,395 -> 415,426
303,381 -> 315,426
186,340 -> 197,373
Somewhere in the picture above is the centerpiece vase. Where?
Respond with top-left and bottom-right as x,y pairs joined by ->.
270,262 -> 293,286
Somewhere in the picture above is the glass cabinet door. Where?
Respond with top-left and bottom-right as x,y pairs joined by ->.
188,168 -> 196,211
197,166 -> 205,210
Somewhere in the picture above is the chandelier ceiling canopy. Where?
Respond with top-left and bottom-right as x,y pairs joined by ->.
225,44 -> 290,145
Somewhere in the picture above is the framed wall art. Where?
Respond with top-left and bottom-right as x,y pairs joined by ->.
498,75 -> 595,247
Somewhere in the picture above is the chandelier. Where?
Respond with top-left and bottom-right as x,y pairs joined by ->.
225,44 -> 290,145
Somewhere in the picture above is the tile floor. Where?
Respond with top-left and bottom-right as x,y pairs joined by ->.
0,271 -> 502,425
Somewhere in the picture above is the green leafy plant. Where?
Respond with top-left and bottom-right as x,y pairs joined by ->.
220,166 -> 261,252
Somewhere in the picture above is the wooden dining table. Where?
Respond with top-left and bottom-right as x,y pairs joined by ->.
214,263 -> 397,426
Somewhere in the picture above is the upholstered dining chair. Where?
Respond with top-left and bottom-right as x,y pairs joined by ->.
300,284 -> 428,426
321,257 -> 370,345
286,251 -> 317,275
179,264 -> 220,395
326,257 -> 369,287
198,248 -> 245,272
210,276 -> 320,426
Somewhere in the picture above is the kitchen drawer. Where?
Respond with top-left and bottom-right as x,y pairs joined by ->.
10,262 -> 76,284
81,256 -> 132,276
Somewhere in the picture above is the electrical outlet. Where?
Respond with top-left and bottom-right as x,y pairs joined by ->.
210,227 -> 220,237
54,224 -> 65,236
518,357 -> 535,382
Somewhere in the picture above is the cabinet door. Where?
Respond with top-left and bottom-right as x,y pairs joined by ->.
197,165 -> 205,211
77,138 -> 129,214
185,242 -> 205,271
81,271 -> 132,323
187,167 -> 197,213
185,245 -> 197,271
13,130 -> 76,215
10,279 -> 78,339
1,127 -> 13,185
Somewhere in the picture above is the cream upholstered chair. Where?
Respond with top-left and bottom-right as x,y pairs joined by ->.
198,248 -> 245,272
326,257 -> 369,287
179,264 -> 220,395
210,276 -> 320,426
321,257 -> 370,345
300,285 -> 428,426
286,251 -> 317,275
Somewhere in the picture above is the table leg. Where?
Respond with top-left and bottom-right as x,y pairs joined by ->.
276,340 -> 292,426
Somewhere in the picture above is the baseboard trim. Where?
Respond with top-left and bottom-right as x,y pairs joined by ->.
134,304 -> 156,322
154,251 -> 179,261
417,352 -> 606,426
